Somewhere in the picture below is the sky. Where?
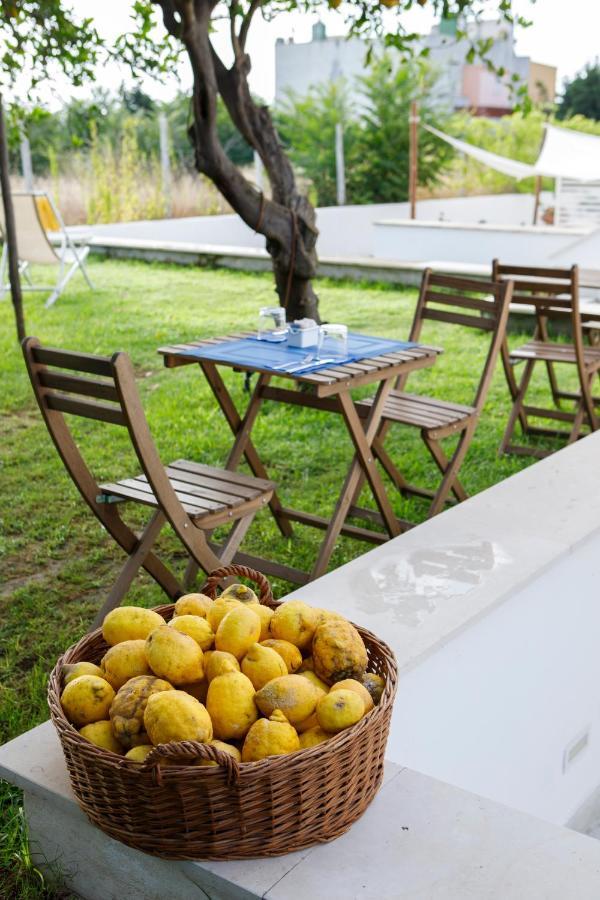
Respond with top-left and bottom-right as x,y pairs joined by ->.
34,0 -> 600,107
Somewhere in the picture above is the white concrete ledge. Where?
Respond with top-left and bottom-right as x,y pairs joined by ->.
2,722 -> 600,899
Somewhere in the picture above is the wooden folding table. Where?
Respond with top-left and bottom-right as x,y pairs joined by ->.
159,334 -> 440,585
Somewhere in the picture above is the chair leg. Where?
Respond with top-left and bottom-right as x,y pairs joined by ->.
91,510 -> 166,629
422,432 -> 468,503
500,341 -> 528,434
499,359 -> 535,455
427,426 -> 475,518
183,513 -> 257,589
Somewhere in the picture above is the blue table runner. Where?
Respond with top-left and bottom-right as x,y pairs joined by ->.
177,333 -> 416,374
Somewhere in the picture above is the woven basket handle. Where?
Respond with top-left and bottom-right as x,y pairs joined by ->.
140,741 -> 241,786
201,565 -> 273,606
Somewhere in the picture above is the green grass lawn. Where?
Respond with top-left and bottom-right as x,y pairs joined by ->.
0,258 -> 573,895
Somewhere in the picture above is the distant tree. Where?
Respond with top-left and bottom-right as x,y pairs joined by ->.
277,57 -> 452,207
557,63 -> 600,121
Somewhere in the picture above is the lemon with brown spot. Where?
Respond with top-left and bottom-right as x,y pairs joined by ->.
109,674 -> 174,748
79,720 -> 123,755
254,674 -> 319,726
312,619 -> 368,684
205,650 -> 240,683
145,625 -> 204,685
316,689 -> 364,734
260,639 -> 302,673
174,593 -> 212,618
269,600 -> 319,651
197,740 -> 242,767
144,690 -> 213,745
330,679 -> 374,714
168,614 -> 214,651
206,671 -> 258,740
61,675 -> 115,727
63,662 -> 104,684
220,583 -> 259,604
215,606 -> 261,660
242,710 -> 300,762
299,726 -> 330,749
362,672 -> 386,705
102,606 -> 165,646
100,640 -> 152,689
241,643 -> 287,690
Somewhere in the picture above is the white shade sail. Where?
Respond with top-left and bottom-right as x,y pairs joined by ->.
425,123 -> 600,183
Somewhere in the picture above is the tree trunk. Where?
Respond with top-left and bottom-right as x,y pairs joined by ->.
165,0 -> 320,323
0,92 -> 25,342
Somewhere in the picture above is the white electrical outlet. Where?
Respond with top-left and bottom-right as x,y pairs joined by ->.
563,727 -> 591,773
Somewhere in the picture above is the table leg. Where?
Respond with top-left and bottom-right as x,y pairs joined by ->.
199,361 -> 293,538
310,380 -> 401,580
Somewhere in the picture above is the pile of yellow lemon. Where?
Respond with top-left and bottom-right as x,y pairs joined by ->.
60,585 -> 386,766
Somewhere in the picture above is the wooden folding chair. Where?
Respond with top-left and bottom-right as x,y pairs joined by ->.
22,338 -> 275,627
358,271 -> 512,520
492,261 -> 600,458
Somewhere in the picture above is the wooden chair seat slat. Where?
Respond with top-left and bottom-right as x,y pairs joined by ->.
510,340 -> 600,367
38,370 -> 120,402
164,465 -> 264,499
99,480 -> 212,516
45,393 -> 126,426
361,392 -> 475,430
168,458 -> 274,492
139,474 -> 249,508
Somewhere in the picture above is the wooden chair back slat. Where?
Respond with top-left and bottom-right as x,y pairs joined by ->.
45,393 -> 127,426
421,307 -> 495,332
493,262 -> 572,280
31,345 -> 114,377
508,278 -> 572,294
511,293 -> 573,308
427,273 -> 503,296
424,290 -> 496,313
38,370 -> 120,402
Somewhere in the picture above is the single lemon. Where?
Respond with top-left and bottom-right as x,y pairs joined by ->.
215,606 -> 261,660
254,674 -> 319,726
220,583 -> 259,604
330,679 -> 374,713
316,689 -> 364,734
144,690 -> 213,744
102,606 -> 165,646
206,671 -> 258,740
297,670 -> 329,695
298,726 -> 330,749
168,614 -> 214,651
61,675 -> 115,726
249,603 -> 273,642
100,639 -> 152,689
109,674 -> 174,748
197,739 -> 242,767
174,593 -> 212,618
260,639 -> 302,673
145,625 -> 204,685
79,720 -> 122,755
205,650 -> 240,683
242,710 -> 300,762
63,662 -> 104,685
269,600 -> 319,651
207,597 -> 243,632
241,643 -> 287,690
125,744 -> 154,762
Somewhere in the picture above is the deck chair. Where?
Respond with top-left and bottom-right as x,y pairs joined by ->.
492,261 -> 600,458
357,271 -> 512,521
22,337 -> 275,628
0,192 -> 93,307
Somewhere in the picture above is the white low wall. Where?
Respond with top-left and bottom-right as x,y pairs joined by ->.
373,218 -> 592,268
288,430 -> 600,830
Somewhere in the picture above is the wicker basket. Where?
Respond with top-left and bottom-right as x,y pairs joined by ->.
48,565 -> 398,860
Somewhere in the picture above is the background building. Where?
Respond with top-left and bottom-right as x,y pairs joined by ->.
275,19 -> 556,115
